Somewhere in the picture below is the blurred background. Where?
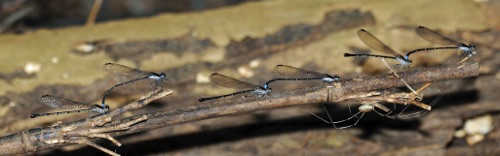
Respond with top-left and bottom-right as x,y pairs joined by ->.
0,0 -> 499,155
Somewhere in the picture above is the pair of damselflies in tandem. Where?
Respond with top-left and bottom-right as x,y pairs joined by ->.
31,63 -> 166,118
344,26 -> 476,68
198,65 -> 339,102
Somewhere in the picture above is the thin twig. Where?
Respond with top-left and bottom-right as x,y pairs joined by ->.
91,87 -> 166,127
86,0 -> 103,27
381,58 -> 418,95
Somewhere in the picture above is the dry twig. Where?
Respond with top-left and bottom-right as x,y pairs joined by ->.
85,0 -> 103,27
0,88 -> 173,156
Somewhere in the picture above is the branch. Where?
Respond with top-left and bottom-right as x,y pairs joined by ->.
0,63 -> 478,155
113,62 -> 479,136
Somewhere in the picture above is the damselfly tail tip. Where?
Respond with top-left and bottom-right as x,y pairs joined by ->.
198,98 -> 207,102
103,105 -> 110,111
344,53 -> 354,57
159,72 -> 167,78
333,75 -> 340,80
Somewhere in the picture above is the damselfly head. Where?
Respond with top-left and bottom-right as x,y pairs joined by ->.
260,85 -> 272,94
263,84 -> 272,92
159,72 -> 168,84
397,56 -> 412,66
266,87 -> 272,94
457,44 -> 476,58
467,44 -> 476,56
92,105 -> 110,114
470,44 -> 476,50
407,59 -> 413,65
160,72 -> 167,79
253,88 -> 270,95
324,74 -> 340,83
103,105 -> 110,112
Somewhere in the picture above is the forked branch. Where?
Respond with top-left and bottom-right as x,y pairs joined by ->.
0,88 -> 173,156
